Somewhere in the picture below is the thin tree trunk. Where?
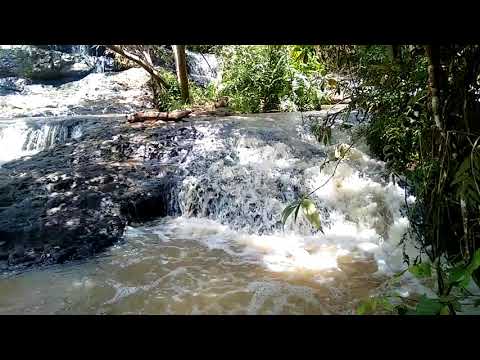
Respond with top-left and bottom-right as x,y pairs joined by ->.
425,45 -> 444,134
172,45 -> 190,103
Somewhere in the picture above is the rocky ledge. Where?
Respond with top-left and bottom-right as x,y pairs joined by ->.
0,117 -> 201,271
0,46 -> 96,81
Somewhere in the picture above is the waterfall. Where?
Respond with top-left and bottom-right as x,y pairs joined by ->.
186,51 -> 219,86
0,119 -> 83,166
149,112 -> 420,276
46,45 -> 112,73
70,45 -> 91,57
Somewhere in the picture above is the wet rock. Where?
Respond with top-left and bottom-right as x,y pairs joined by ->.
0,46 -> 95,81
0,117 -> 201,271
0,77 -> 31,94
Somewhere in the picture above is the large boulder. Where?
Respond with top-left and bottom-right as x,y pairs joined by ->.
0,116 -> 200,271
0,77 -> 31,95
0,46 -> 95,81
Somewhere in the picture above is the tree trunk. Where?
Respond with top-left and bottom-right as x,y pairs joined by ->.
425,45 -> 444,134
172,45 -> 190,103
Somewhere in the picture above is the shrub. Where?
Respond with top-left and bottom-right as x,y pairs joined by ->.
150,69 -> 184,111
218,45 -> 331,113
151,69 -> 218,111
218,45 -> 292,113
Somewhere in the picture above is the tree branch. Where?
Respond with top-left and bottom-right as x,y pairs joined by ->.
105,45 -> 168,89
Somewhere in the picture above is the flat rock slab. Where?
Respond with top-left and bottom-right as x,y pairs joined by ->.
0,116 -> 200,271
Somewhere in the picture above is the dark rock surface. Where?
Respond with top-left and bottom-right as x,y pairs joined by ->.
0,117 -> 200,271
0,46 -> 95,81
0,77 -> 31,95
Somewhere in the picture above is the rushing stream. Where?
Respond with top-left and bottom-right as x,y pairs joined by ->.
0,109 -> 430,314
0,51 -> 431,314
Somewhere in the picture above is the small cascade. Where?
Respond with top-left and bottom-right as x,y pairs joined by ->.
0,111 -> 428,314
0,119 -> 83,165
160,113 -> 418,276
43,45 -> 113,73
70,45 -> 92,57
186,51 -> 219,86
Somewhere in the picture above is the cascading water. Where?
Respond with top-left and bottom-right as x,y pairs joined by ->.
0,110 -> 430,314
71,45 -> 91,57
186,51 -> 219,86
0,67 -> 152,118
61,45 -> 112,73
159,112 -> 419,276
0,118 -> 83,166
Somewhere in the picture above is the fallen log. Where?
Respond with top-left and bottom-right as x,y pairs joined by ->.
189,107 -> 233,117
127,110 -> 191,123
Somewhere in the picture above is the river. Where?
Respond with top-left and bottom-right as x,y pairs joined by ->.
0,53 -> 429,314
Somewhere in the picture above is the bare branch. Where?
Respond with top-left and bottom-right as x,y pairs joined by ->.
105,45 -> 168,89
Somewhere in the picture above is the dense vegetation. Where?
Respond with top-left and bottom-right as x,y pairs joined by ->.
316,45 -> 480,314
108,45 -> 337,112
218,45 -> 332,112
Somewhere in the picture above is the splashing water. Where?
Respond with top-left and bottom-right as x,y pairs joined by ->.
186,51 -> 219,87
0,118 -> 83,166
168,112 -> 418,276
0,67 -> 152,118
0,110 -> 427,314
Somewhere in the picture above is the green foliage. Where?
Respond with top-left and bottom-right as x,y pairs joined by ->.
356,249 -> 480,316
408,262 -> 432,278
151,69 -> 218,111
356,297 -> 395,315
446,249 -> 480,289
219,45 -> 292,113
286,46 -> 329,111
289,72 -> 327,112
280,201 -> 301,228
219,45 -> 330,113
187,45 -> 223,55
190,82 -> 218,106
150,69 -> 184,111
301,198 -> 323,232
280,196 -> 323,232
358,51 -> 429,175
451,144 -> 480,206
414,295 -> 448,315
315,45 -> 357,74
289,45 -> 324,74
147,45 -> 334,114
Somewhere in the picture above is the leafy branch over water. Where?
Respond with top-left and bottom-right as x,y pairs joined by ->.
281,111 -> 358,232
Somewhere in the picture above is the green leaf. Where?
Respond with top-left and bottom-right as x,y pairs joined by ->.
301,198 -> 323,233
474,299 -> 480,308
469,249 -> 480,272
281,202 -> 300,227
293,201 -> 301,223
409,262 -> 431,278
448,266 -> 469,287
415,295 -> 444,315
356,298 -> 377,315
451,158 -> 472,185
448,250 -> 480,289
439,306 -> 450,315
380,298 -> 395,312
